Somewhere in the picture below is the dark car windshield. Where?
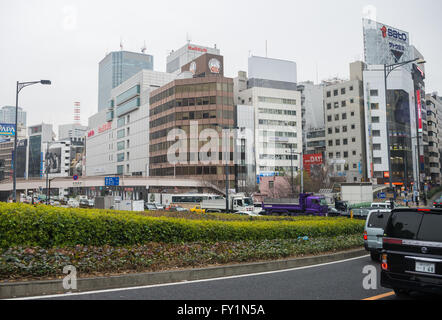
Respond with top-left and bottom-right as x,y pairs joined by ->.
417,213 -> 442,242
367,211 -> 392,228
385,210 -> 442,242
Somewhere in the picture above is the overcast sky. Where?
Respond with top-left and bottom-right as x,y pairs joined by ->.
1,0 -> 441,134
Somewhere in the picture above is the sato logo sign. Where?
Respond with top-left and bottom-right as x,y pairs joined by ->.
0,123 -> 16,136
380,25 -> 407,42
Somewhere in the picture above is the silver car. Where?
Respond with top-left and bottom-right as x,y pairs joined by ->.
364,209 -> 392,261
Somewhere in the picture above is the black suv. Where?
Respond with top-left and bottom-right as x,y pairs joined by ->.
381,208 -> 442,297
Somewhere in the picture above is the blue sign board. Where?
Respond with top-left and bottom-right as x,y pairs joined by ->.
378,192 -> 386,199
105,177 -> 120,186
0,123 -> 16,136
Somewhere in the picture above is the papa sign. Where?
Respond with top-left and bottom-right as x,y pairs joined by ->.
0,124 -> 16,136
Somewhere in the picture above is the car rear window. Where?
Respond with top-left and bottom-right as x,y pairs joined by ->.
417,213 -> 442,242
367,211 -> 391,228
386,211 -> 423,239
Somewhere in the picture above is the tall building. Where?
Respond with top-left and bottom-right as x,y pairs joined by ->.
235,56 -> 302,194
98,51 -> 154,111
86,69 -> 176,177
0,127 -> 27,181
324,61 -> 367,183
0,106 -> 27,126
28,123 -> 55,178
166,43 -> 220,74
149,53 -> 235,188
362,19 -> 424,191
425,93 -> 442,185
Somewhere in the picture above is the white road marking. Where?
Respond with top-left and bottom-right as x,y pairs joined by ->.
9,254 -> 369,300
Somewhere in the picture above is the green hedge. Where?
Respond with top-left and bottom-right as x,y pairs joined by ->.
0,203 -> 364,248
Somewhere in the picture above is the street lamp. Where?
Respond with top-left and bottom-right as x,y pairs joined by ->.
384,59 -> 424,191
285,147 -> 303,196
13,80 -> 51,202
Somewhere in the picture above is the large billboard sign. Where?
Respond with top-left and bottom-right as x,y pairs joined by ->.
0,123 -> 16,136
363,19 -> 411,65
303,154 -> 323,176
46,147 -> 62,174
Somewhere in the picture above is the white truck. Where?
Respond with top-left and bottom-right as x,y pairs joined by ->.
201,194 -> 254,213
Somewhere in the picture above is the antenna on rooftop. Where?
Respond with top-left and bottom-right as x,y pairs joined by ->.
141,41 -> 147,54
120,37 -> 123,51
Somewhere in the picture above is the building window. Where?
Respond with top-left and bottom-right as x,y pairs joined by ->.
343,139 -> 348,145
327,115 -> 332,122
328,128 -> 332,134
342,101 -> 346,107
334,90 -> 338,96
352,150 -> 356,156
372,117 -> 380,123
327,103 -> 332,110
373,158 -> 382,164
344,151 -> 348,158
371,103 -> 379,110
350,86 -> 354,91
372,130 -> 380,137
328,140 -> 333,147
343,126 -> 348,133
335,127 -> 340,134
336,139 -> 341,146
351,111 -> 355,116
334,114 -> 339,121
334,102 -> 339,108
326,91 -> 331,98
328,153 -> 333,159
342,113 -> 347,120
351,124 -> 355,129
373,144 -> 381,150
370,89 -> 379,97
350,98 -> 354,103
352,137 -> 356,142
341,88 -> 346,95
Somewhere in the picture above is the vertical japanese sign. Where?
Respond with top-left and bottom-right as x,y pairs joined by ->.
416,90 -> 423,133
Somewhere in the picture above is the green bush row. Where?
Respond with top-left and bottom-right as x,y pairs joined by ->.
0,203 -> 364,248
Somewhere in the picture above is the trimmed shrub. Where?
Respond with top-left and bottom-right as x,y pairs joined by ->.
0,203 -> 364,248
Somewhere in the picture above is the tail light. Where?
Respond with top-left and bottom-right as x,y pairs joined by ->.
383,237 -> 403,245
363,231 -> 367,241
381,253 -> 388,271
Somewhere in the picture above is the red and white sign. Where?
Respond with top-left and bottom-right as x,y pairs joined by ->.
416,90 -> 423,133
303,154 -> 323,174
87,130 -> 95,137
188,46 -> 207,53
98,122 -> 112,133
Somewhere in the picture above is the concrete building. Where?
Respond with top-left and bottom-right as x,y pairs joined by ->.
98,51 -> 154,112
305,128 -> 326,155
28,123 -> 55,178
87,69 -> 176,177
0,126 -> 27,181
58,123 -> 88,140
149,53 -> 235,189
166,43 -> 220,74
324,61 -> 367,183
426,93 -> 442,185
0,106 -> 27,126
234,56 -> 302,196
363,64 -> 416,187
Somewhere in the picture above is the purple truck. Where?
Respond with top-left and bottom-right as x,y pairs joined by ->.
262,193 -> 329,216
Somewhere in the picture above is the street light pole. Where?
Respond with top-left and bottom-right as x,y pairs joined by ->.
13,80 -> 51,203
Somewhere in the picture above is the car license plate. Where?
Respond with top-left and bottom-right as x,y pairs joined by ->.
416,262 -> 435,274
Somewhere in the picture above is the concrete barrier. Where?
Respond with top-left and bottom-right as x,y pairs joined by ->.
1,248 -> 366,299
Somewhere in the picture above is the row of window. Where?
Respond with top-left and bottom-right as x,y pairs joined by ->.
258,108 -> 297,116
328,150 -> 357,159
327,113 -> 349,122
326,86 -> 355,98
150,82 -> 233,105
326,99 -> 356,109
150,165 -> 234,177
258,119 -> 297,126
150,96 -> 234,116
258,96 -> 297,105
327,124 -> 356,134
328,137 -> 357,147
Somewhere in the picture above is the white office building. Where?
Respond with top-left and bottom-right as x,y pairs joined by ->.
363,64 -> 417,185
58,123 -> 88,140
166,43 -> 220,74
86,70 -> 176,177
0,106 -> 27,126
234,56 -> 302,181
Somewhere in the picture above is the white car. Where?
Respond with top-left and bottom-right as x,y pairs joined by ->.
237,211 -> 261,217
67,199 -> 79,208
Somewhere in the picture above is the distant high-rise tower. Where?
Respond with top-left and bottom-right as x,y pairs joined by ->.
0,106 -> 27,126
98,50 -> 154,111
73,102 -> 81,124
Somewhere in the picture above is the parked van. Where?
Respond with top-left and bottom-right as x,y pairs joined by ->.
364,209 -> 392,261
371,202 -> 391,209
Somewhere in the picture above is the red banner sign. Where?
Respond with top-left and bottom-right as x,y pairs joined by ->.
303,154 -> 323,174
416,90 -> 422,133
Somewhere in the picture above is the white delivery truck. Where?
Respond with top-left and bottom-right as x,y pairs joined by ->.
201,194 -> 254,213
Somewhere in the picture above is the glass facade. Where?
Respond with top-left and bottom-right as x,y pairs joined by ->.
98,52 -> 153,111
28,135 -> 42,178
387,89 -> 413,183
